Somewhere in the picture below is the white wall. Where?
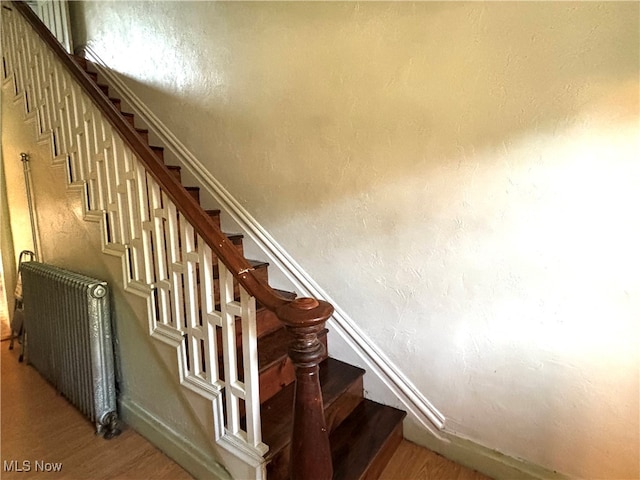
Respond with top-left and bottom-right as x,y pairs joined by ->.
69,2 -> 639,479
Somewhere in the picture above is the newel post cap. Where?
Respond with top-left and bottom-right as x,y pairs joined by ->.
275,297 -> 334,328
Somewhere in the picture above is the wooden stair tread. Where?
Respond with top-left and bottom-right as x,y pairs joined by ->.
262,357 -> 365,459
331,399 -> 406,480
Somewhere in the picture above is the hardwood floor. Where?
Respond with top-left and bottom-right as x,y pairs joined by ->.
380,441 -> 491,480
1,344 -> 192,479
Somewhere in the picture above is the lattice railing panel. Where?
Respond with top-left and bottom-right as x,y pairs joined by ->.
2,5 -> 266,456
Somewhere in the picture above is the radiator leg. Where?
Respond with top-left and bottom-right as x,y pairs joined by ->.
102,412 -> 121,440
18,330 -> 26,363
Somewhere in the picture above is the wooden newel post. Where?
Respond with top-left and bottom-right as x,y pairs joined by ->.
276,297 -> 334,480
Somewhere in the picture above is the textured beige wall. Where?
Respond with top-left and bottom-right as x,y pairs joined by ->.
70,2 -> 639,478
0,150 -> 17,333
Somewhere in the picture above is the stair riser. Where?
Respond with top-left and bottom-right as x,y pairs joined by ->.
137,129 -> 149,143
214,309 -> 284,351
72,55 -> 88,70
150,146 -> 164,162
215,331 -> 326,394
167,166 -> 181,183
205,210 -> 221,229
325,376 -> 363,432
359,423 -> 404,480
226,236 -> 244,256
210,266 -> 267,304
185,187 -> 199,204
330,400 -> 407,480
259,332 -> 328,404
193,263 -> 266,315
123,113 -> 135,126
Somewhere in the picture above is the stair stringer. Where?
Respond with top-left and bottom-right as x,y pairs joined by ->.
81,44 -> 448,438
0,9 -> 267,478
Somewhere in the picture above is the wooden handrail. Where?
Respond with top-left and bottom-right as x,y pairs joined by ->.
11,0 -> 288,311
10,2 -> 334,478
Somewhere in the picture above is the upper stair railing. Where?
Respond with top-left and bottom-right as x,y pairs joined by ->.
3,2 -> 332,478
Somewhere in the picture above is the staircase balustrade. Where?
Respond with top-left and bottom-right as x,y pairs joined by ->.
3,2 -> 332,477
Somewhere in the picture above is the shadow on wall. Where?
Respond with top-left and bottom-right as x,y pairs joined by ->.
73,2 -> 639,218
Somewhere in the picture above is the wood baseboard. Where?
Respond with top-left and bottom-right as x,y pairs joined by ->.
118,396 -> 232,480
404,423 -> 571,480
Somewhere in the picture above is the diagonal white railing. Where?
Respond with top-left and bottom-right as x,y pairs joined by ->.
2,1 -> 267,465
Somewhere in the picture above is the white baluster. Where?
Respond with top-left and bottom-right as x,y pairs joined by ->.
240,286 -> 265,451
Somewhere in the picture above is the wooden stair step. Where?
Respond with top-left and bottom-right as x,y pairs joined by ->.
331,399 -> 406,480
167,165 -> 181,182
255,306 -> 286,339
97,83 -> 109,96
213,288 -> 296,348
136,128 -> 149,143
216,325 -> 327,401
259,326 -> 327,404
211,259 -> 268,282
205,209 -> 221,229
150,145 -> 164,162
225,233 -> 244,255
263,358 -> 366,480
185,186 -> 200,204
207,259 -> 269,306
122,112 -> 135,126
85,70 -> 98,82
71,54 -> 88,70
110,97 -> 122,111
221,306 -> 289,348
251,290 -> 297,343
213,288 -> 296,350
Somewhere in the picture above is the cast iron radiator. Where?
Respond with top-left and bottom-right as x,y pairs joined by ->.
20,262 -> 120,438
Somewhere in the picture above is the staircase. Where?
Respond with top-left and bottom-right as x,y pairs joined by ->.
70,54 -> 407,479
2,3 -> 406,478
